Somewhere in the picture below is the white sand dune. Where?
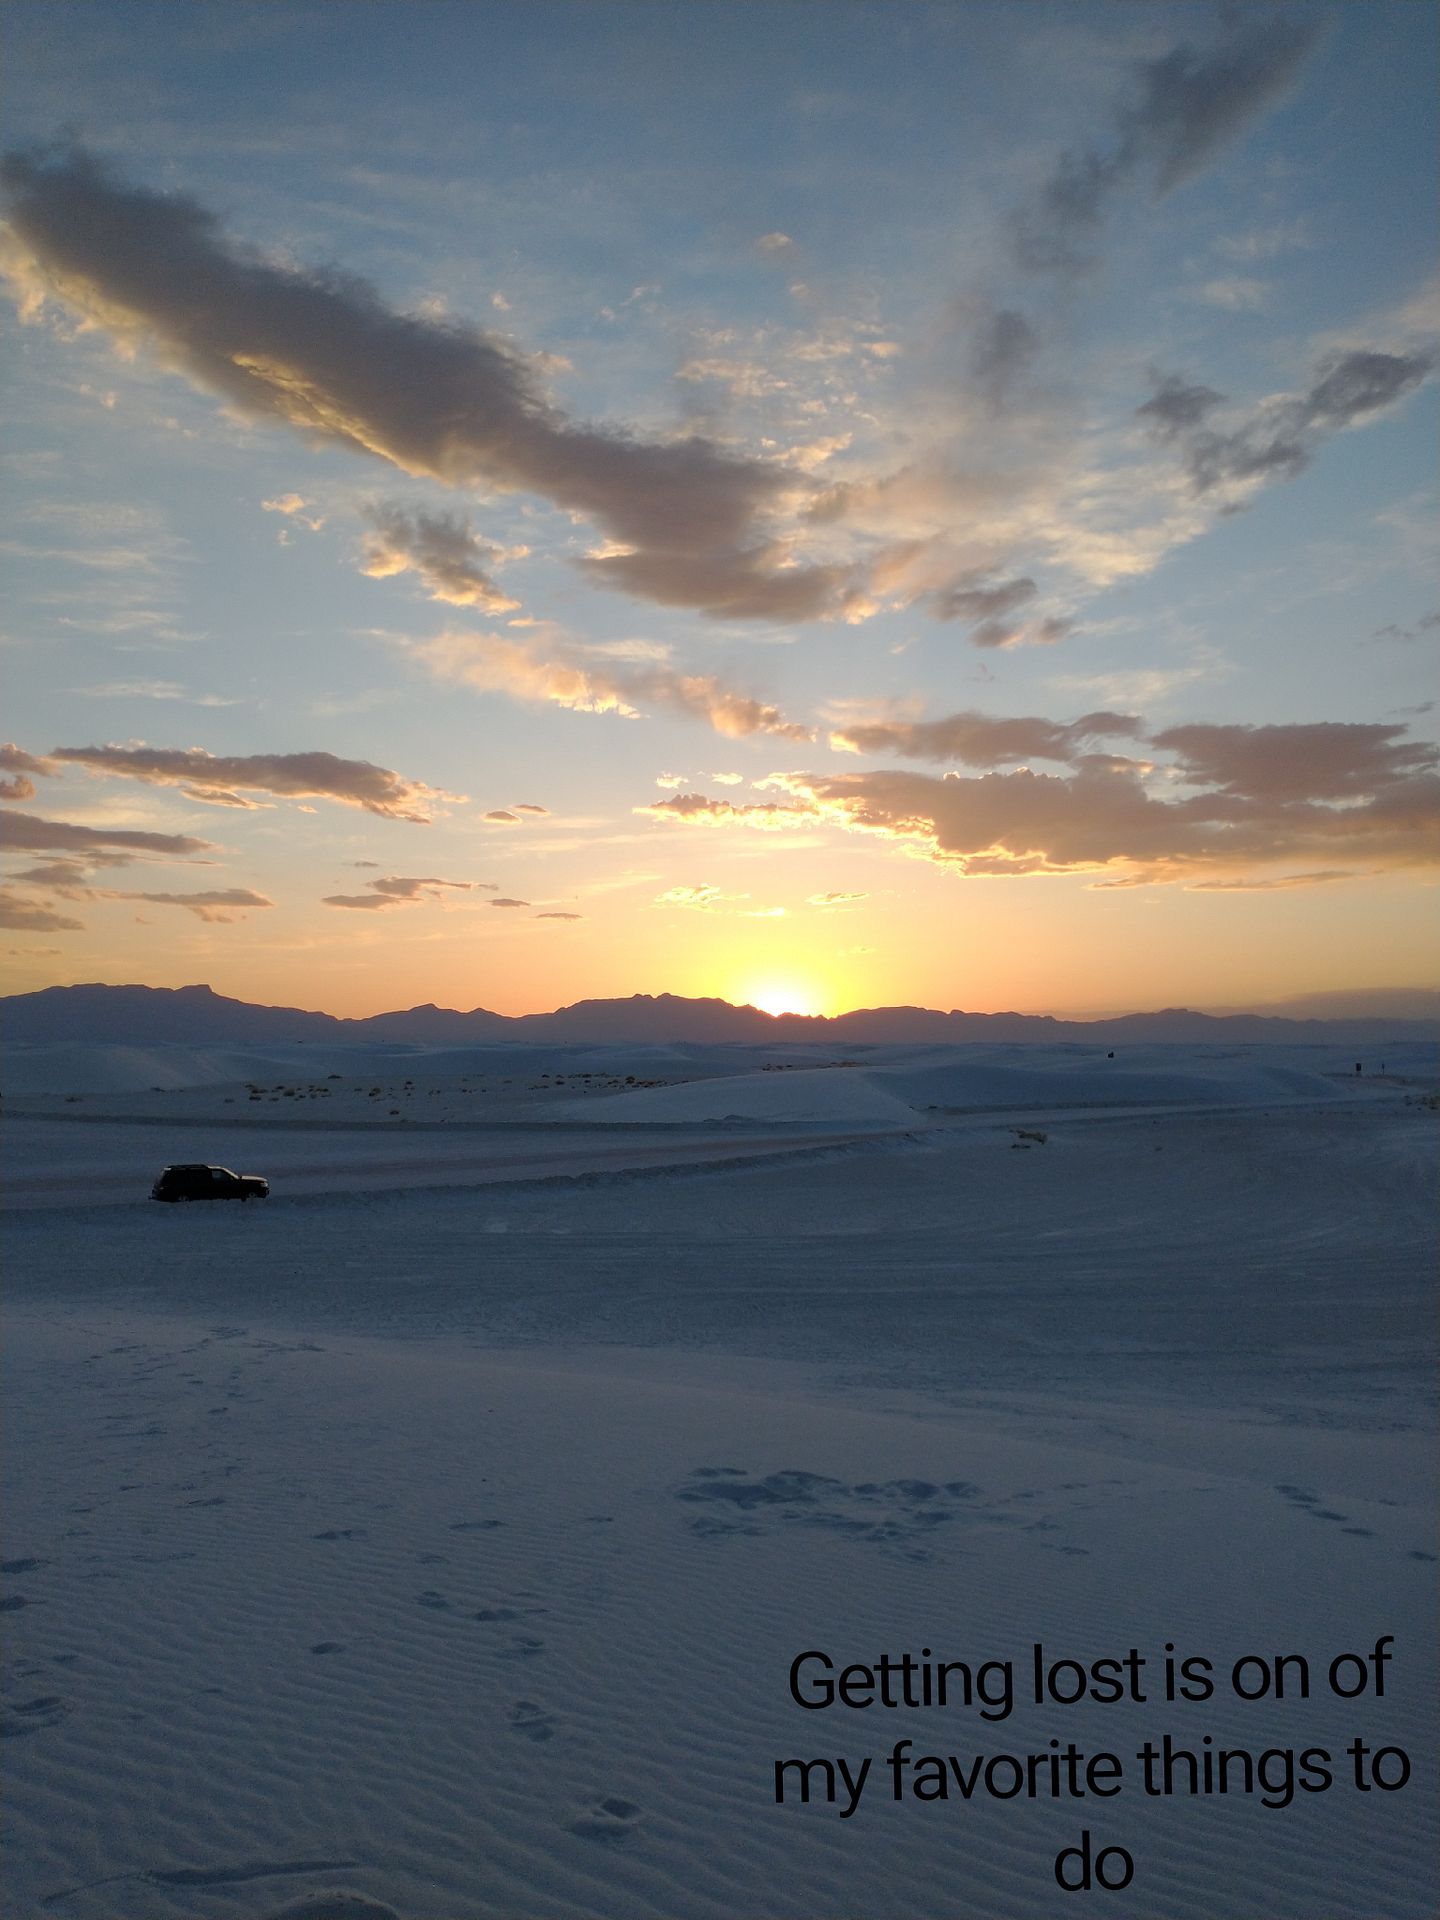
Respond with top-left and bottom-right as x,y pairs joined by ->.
2,1045 -> 1435,1918
11,1035 -> 1426,1105
550,1064 -> 922,1126
872,1043 -> 1373,1112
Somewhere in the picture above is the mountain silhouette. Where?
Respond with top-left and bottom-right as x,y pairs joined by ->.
4,982 -> 1435,1049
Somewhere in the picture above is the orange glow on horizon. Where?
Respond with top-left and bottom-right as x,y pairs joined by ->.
735,976 -> 829,1019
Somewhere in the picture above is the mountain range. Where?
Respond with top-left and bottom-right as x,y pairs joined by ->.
4,982 -> 1437,1048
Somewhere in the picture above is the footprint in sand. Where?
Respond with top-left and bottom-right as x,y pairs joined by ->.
508,1700 -> 557,1742
676,1468 -> 992,1559
1,1694 -> 71,1737
569,1796 -> 643,1842
1277,1485 -> 1377,1538
262,1897 -> 400,1920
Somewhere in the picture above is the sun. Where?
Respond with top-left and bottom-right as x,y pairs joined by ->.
743,978 -> 824,1018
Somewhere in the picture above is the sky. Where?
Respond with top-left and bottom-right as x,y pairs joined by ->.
1,0 -> 1436,1020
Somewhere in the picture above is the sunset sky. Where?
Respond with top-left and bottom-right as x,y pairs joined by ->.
2,0 -> 1436,1019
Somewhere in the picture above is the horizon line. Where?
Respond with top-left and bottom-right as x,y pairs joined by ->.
6,979 -> 1438,1028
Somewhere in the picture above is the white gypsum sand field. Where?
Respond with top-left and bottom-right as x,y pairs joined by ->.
2,1041 -> 1436,1920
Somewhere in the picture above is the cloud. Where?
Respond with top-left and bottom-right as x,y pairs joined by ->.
490,896 -> 530,908
261,492 -> 324,530
361,503 -> 520,612
830,708 -> 1142,765
930,574 -> 1037,624
0,743 -> 57,801
756,232 -> 794,253
653,883 -> 740,911
968,306 -> 1040,406
1149,721 -> 1439,802
0,888 -> 85,932
1182,870 -> 1356,892
535,910 -> 582,920
639,791 -> 814,831
1374,611 -> 1440,643
642,712 -> 1440,882
47,745 -> 454,821
1215,218 -> 1312,262
1140,349 -> 1435,499
650,882 -> 784,918
807,891 -> 867,907
0,810 -> 215,856
323,873 -> 475,910
10,860 -> 106,886
675,357 -> 789,400
1136,375 -> 1224,438
1122,17 -> 1323,193
71,680 -> 237,706
89,886 -> 272,923
576,544 -> 866,623
1015,15 -> 1323,274
1194,276 -> 1269,312
513,802 -> 549,814
1,148 -> 837,622
485,809 -> 519,823
371,874 -> 473,897
1,743 -> 57,775
413,629 -> 811,740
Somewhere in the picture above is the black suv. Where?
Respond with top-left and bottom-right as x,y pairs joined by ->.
151,1164 -> 270,1203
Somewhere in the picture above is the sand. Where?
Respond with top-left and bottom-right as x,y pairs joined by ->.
2,1041 -> 1435,1918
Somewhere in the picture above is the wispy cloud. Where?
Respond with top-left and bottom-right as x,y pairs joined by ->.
361,503 -> 521,612
413,628 -> 811,740
48,744 -> 457,821
0,809 -> 215,856
0,148 -> 858,622
81,885 -> 272,922
1193,276 -> 1269,312
322,873 -> 478,911
71,680 -> 237,706
0,887 -> 85,932
1138,348 -> 1436,502
0,742 -> 58,803
830,708 -> 1141,764
261,491 -> 325,531
1014,15 -> 1324,275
